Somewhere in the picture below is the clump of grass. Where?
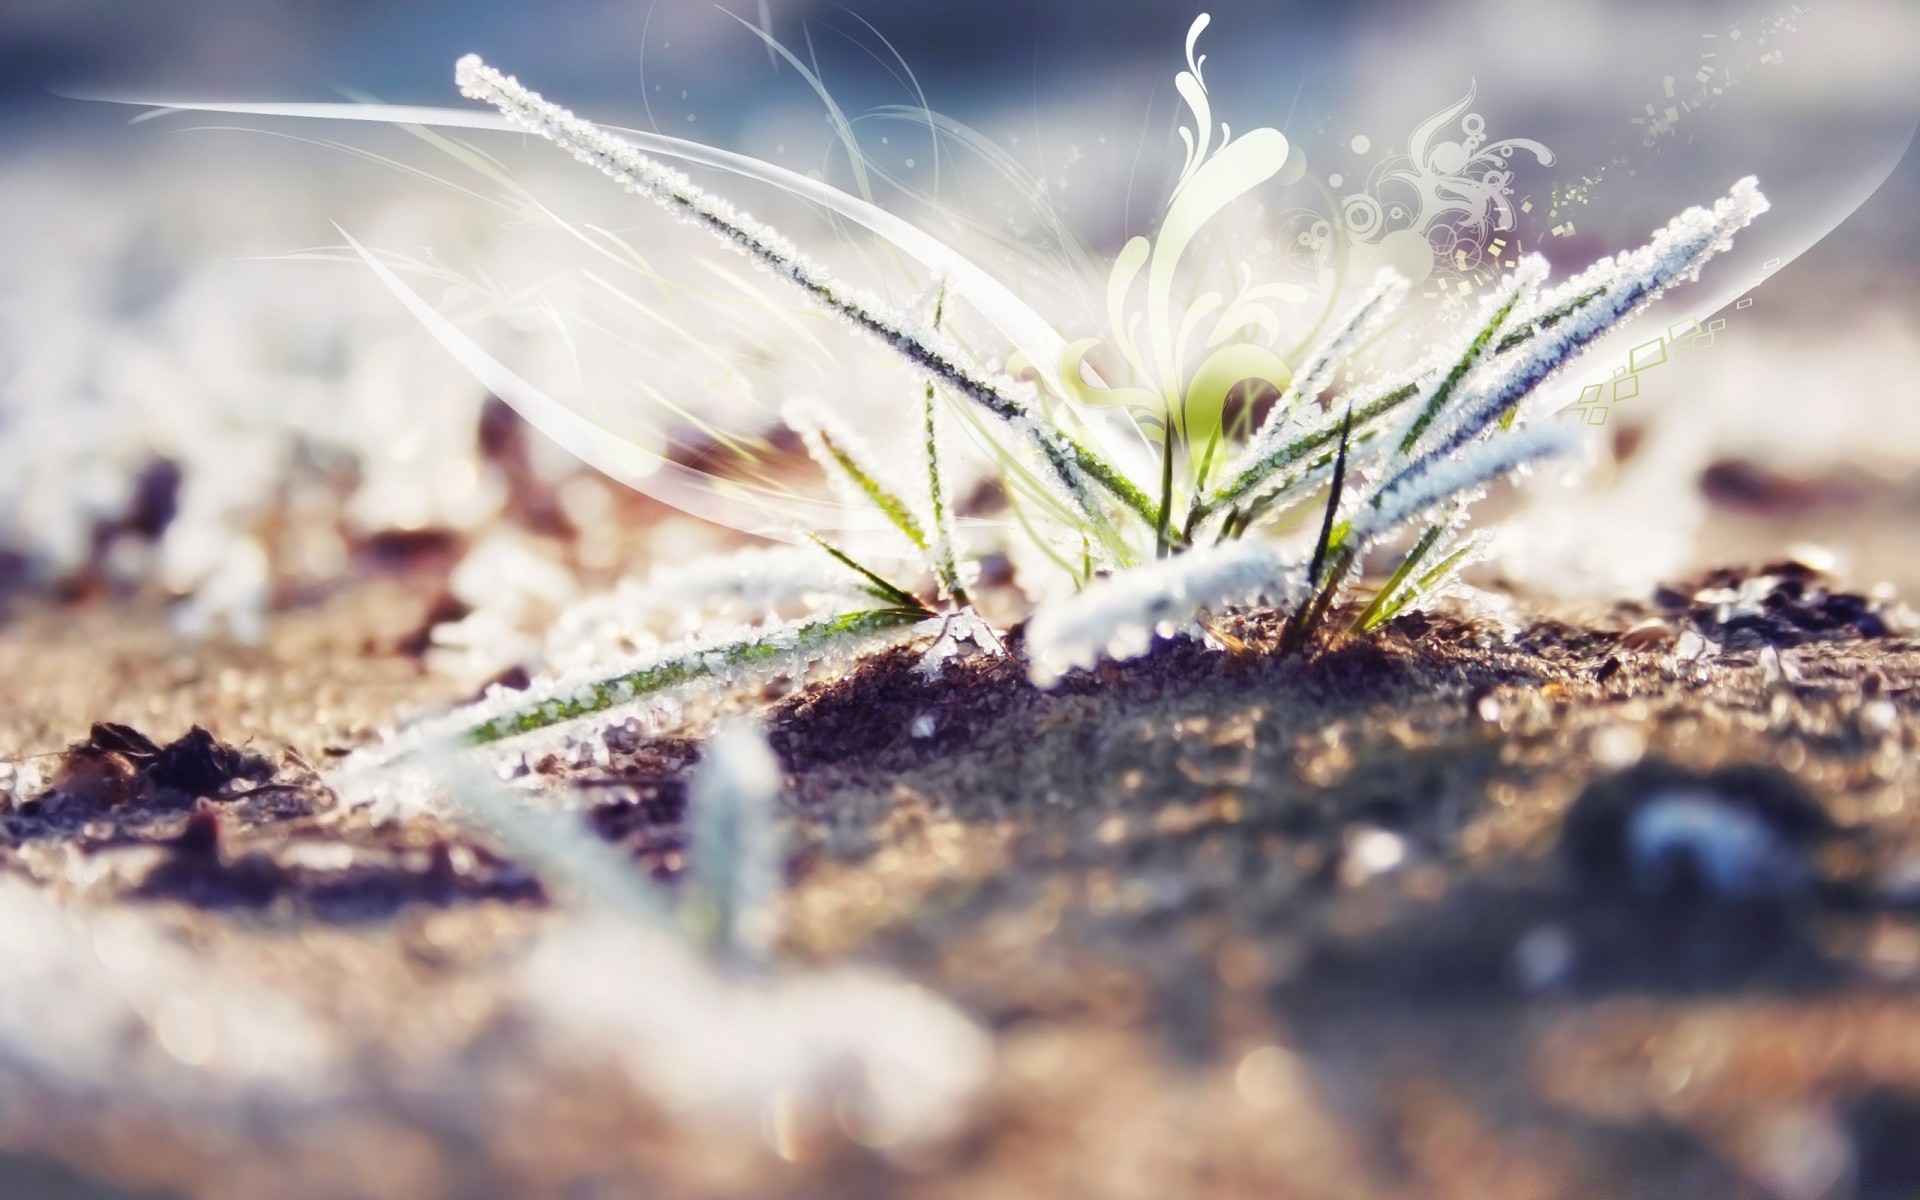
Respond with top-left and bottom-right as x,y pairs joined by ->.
341,34 -> 1767,754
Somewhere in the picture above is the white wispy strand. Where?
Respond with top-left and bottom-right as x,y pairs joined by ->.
1351,418 -> 1581,550
685,722 -> 784,966
1417,178 -> 1768,466
1026,540 -> 1305,686
1216,268 -> 1409,496
454,56 -> 1122,524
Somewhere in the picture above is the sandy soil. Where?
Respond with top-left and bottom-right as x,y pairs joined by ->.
1,557 -> 1917,1199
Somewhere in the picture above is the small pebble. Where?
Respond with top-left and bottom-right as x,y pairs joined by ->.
1512,924 -> 1575,992
1629,791 -> 1809,899
1590,725 -> 1646,770
1562,763 -> 1832,903
1340,827 -> 1408,887
1859,699 -> 1897,736
1673,628 -> 1718,664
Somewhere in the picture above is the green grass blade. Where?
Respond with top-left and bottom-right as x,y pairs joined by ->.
1397,280 -> 1532,454
1364,533 -> 1488,629
1305,404 -> 1354,589
1281,408 -> 1355,654
462,607 -> 925,745
1350,521 -> 1447,633
1495,286 -> 1603,354
789,402 -> 929,551
1193,379 -> 1420,530
801,531 -> 932,614
922,381 -> 970,607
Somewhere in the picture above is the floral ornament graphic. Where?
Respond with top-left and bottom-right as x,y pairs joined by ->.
1337,84 -> 1554,289
1052,15 -> 1309,480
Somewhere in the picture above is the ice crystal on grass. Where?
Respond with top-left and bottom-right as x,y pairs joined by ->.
785,398 -> 931,553
1210,269 -> 1412,517
337,607 -> 932,789
522,916 -> 990,1146
420,749 -> 671,919
209,22 -> 1767,757
1025,179 -> 1764,682
456,606 -> 927,746
1410,180 -> 1770,469
454,55 -> 1150,535
1350,418 -> 1584,550
1026,540 -> 1305,686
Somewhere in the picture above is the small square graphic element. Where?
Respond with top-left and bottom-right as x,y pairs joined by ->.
1629,338 -> 1668,372
1613,375 -> 1641,402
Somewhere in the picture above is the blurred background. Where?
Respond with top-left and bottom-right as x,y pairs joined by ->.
0,0 -> 1916,651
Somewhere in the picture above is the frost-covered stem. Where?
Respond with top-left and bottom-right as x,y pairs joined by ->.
684,722 -> 784,967
785,399 -> 928,550
1280,403 -> 1355,653
1288,419 -> 1578,642
1201,270 -> 1408,515
1495,287 -> 1602,354
1355,418 -> 1581,550
540,545 -> 876,670
1229,423 -> 1389,534
922,382 -> 969,607
1154,417 -> 1177,558
1287,543 -> 1356,651
1396,257 -> 1546,453
463,607 -> 923,744
454,56 -> 1150,530
800,531 -> 930,612
1025,540 -> 1305,686
1187,378 -> 1421,537
426,751 -> 673,922
1404,179 -> 1767,476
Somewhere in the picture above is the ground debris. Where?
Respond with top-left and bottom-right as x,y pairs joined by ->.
42,721 -> 273,812
70,720 -> 272,793
1651,560 -> 1896,648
